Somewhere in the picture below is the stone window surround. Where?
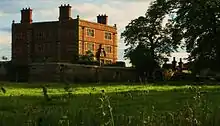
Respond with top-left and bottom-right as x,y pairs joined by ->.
86,28 -> 95,37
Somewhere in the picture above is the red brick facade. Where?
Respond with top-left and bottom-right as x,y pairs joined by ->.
12,4 -> 117,65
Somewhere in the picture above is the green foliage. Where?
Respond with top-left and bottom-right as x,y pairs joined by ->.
99,91 -> 115,126
128,43 -> 156,70
121,5 -> 181,76
78,50 -> 95,62
149,0 -> 220,73
77,50 -> 101,65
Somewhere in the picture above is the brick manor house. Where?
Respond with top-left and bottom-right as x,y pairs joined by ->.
12,4 -> 118,65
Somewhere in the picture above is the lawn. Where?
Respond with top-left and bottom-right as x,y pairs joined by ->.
1,81 -> 220,125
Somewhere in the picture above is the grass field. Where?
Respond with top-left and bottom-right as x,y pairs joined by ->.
1,81 -> 220,125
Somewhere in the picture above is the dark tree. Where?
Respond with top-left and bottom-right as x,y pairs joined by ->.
149,0 -> 220,73
121,5 -> 181,81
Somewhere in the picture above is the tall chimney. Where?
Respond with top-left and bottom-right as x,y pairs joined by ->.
59,4 -> 72,21
97,14 -> 108,25
21,7 -> 33,23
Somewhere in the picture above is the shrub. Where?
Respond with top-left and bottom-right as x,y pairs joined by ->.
163,69 -> 174,81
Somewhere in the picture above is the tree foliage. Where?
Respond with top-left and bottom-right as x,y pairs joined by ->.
121,4 -> 181,76
149,0 -> 220,72
79,50 -> 94,62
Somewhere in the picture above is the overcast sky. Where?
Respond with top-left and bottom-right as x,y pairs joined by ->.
0,0 -> 189,64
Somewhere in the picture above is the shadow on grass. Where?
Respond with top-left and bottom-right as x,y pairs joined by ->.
1,81 -> 220,90
0,81 -> 140,88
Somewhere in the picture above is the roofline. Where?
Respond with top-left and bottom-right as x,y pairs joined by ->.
13,20 -> 59,25
79,19 -> 117,30
12,18 -> 117,31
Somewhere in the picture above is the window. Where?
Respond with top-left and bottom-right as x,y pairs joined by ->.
105,32 -> 112,40
35,44 -> 43,52
43,43 -> 51,52
36,32 -> 45,40
45,31 -> 52,39
79,47 -> 82,54
87,43 -> 94,51
87,28 -> 95,37
105,46 -> 112,53
15,48 -> 22,53
38,45 -> 43,52
15,32 -> 25,40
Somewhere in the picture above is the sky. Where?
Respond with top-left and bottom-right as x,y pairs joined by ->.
0,0 -> 189,65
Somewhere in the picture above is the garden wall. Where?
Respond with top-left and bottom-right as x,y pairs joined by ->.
0,62 -> 30,82
29,62 -> 137,83
0,63 -> 7,81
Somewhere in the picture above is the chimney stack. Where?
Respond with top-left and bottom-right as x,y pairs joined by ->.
97,14 -> 108,25
59,4 -> 72,21
172,57 -> 177,71
20,7 -> 33,24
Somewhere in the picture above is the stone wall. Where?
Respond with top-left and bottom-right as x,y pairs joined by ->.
0,63 -> 7,81
29,62 -> 137,83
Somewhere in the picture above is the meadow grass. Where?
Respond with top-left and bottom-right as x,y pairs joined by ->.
0,81 -> 220,125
